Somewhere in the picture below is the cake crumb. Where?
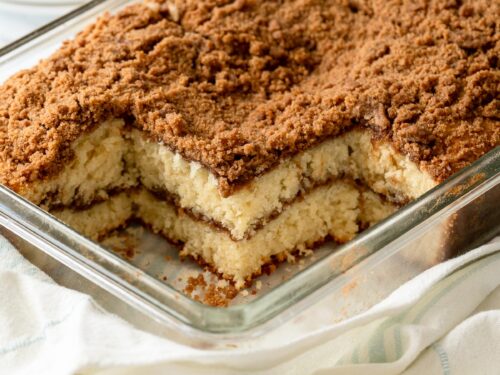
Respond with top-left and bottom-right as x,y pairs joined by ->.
216,279 -> 229,288
184,274 -> 207,295
256,281 -> 262,290
183,272 -> 239,307
286,252 -> 296,264
264,264 -> 277,276
298,248 -> 314,257
101,227 -> 143,260
203,284 -> 238,307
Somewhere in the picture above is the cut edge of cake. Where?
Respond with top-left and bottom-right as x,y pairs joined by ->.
49,181 -> 397,288
19,118 -> 437,240
10,117 -> 437,288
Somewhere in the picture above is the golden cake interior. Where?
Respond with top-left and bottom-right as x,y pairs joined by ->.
28,118 -> 434,288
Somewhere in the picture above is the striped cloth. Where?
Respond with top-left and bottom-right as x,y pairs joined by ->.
1,234 -> 499,375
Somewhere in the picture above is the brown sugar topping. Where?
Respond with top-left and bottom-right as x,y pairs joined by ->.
183,273 -> 238,307
0,0 -> 498,195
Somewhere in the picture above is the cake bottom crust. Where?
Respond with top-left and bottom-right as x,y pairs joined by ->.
49,181 -> 397,288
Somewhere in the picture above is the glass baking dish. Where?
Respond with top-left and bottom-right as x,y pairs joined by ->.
0,0 -> 499,346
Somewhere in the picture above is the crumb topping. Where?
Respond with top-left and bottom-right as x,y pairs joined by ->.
184,272 -> 238,306
0,0 -> 498,195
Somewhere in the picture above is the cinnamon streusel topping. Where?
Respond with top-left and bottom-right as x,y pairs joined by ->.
0,0 -> 498,196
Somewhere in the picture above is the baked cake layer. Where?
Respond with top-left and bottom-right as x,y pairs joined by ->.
136,182 -> 357,283
19,119 -> 136,208
132,125 -> 433,240
1,0 -> 498,195
20,118 -> 433,240
51,191 -> 133,241
16,115 -> 404,286
136,183 -> 395,287
46,182 -> 396,287
47,180 -> 397,288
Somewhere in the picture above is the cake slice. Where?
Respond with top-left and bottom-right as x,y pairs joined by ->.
130,126 -> 433,241
0,0 -> 498,288
37,117 -> 403,286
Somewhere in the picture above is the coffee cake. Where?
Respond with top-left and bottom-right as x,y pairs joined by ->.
0,0 -> 498,287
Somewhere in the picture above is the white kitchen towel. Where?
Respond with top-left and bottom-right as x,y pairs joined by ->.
1,236 -> 500,375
